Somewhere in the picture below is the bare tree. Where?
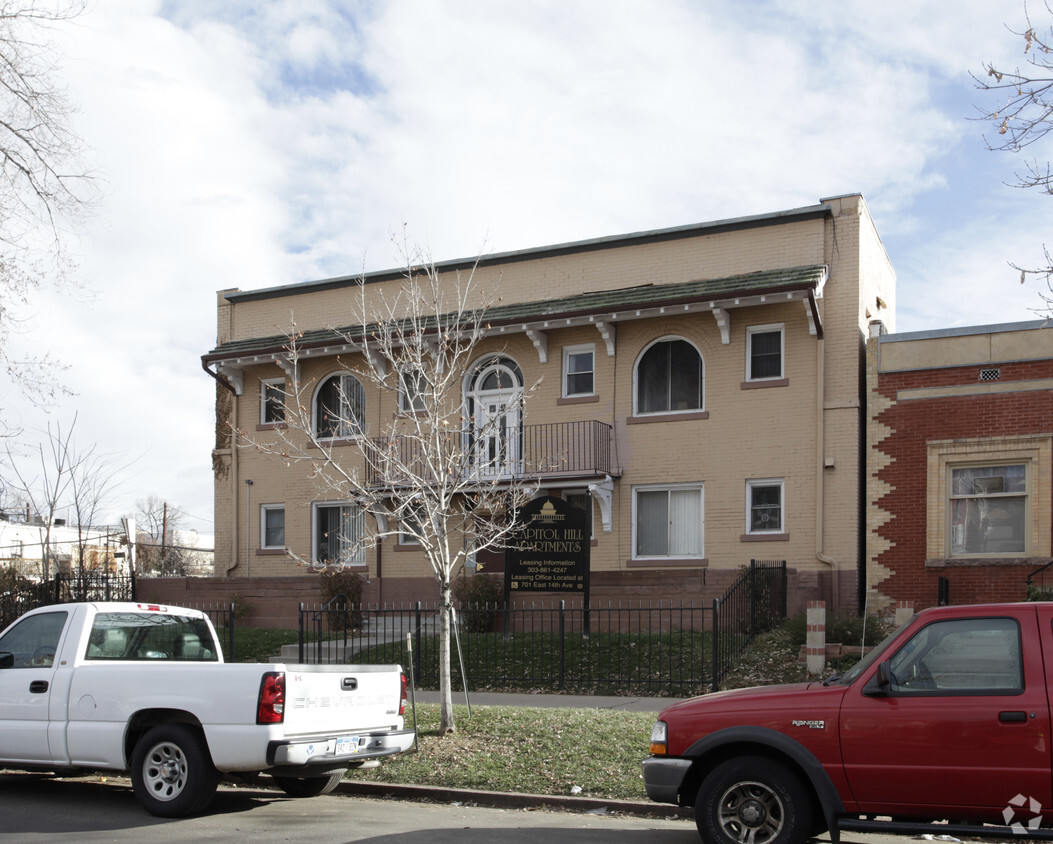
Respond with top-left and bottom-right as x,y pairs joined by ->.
974,1 -> 1053,300
242,250 -> 539,734
0,1 -> 94,416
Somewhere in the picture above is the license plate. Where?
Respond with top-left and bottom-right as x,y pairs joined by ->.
335,736 -> 360,755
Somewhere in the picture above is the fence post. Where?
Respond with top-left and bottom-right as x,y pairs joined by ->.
415,602 -> 423,684
806,600 -> 826,676
297,602 -> 305,664
711,597 -> 719,693
227,602 -> 236,662
749,560 -> 757,633
558,600 -> 566,692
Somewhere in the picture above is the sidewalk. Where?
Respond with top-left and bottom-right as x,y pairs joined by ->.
408,689 -> 683,712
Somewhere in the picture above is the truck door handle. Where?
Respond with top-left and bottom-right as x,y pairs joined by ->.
29,681 -> 49,694
1000,711 -> 1028,723
341,677 -> 358,691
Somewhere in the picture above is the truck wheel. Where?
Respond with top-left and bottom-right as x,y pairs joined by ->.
696,756 -> 813,844
272,771 -> 344,797
130,724 -> 220,817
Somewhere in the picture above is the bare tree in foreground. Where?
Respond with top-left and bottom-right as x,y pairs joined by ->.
242,252 -> 538,734
974,1 -> 1053,303
0,0 -> 94,422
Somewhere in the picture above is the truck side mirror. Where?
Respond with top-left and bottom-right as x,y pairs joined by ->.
0,652 -> 13,669
862,661 -> 892,696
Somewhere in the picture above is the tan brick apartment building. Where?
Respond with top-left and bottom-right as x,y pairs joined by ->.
199,194 -> 894,615
866,319 -> 1053,610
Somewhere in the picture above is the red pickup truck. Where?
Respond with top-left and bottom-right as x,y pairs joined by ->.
643,602 -> 1053,844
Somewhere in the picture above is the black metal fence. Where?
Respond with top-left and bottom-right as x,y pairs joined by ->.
297,560 -> 787,694
711,560 -> 788,689
0,572 -> 137,630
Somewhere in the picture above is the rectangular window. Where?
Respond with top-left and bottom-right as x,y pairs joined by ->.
562,345 -> 595,397
260,378 -> 286,424
261,504 -> 285,549
747,325 -> 784,381
747,479 -> 784,534
398,505 -> 422,546
634,484 -> 703,558
399,369 -> 427,414
314,503 -> 366,565
950,464 -> 1027,556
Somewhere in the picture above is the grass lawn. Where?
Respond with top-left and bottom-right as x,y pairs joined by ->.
347,702 -> 658,801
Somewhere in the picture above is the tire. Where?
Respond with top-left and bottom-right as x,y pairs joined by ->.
272,771 -> 345,797
695,756 -> 813,844
130,724 -> 220,817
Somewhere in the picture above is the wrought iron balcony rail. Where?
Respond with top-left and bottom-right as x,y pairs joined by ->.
364,420 -> 613,487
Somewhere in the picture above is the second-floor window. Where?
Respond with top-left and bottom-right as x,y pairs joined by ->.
315,373 -> 365,439
562,345 -> 595,397
746,325 -> 784,381
260,378 -> 286,424
635,338 -> 703,415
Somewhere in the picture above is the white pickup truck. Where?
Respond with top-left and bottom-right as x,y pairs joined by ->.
0,601 -> 414,816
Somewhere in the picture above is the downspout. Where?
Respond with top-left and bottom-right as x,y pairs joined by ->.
203,360 -> 241,576
815,334 -> 839,613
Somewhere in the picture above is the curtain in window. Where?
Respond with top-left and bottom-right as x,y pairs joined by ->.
264,508 -> 285,547
637,490 -> 668,556
317,504 -> 365,564
669,488 -> 702,555
636,487 -> 702,557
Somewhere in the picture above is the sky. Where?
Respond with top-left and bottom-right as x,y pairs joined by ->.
2,0 -> 1051,536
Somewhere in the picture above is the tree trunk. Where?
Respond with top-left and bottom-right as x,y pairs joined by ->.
438,581 -> 456,734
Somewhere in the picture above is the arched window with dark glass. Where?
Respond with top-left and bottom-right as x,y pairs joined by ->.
314,373 -> 365,438
635,339 -> 704,414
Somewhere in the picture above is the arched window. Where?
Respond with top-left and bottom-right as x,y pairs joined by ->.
314,373 -> 365,438
635,338 -> 704,415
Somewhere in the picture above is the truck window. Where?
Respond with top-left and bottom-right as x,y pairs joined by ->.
85,612 -> 217,661
888,617 -> 1022,694
0,610 -> 68,668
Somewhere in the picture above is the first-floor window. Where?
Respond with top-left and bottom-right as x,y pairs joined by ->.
747,479 -> 784,534
314,503 -> 366,565
261,505 -> 285,549
950,464 -> 1027,556
634,484 -> 703,558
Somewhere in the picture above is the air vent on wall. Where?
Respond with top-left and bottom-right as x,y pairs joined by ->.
979,368 -> 1001,382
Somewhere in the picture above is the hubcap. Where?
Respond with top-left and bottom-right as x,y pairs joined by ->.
718,781 -> 785,844
143,741 -> 188,801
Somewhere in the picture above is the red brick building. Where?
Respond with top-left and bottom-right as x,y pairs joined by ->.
866,319 -> 1053,610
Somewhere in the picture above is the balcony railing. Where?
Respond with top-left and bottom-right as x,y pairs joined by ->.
365,420 -> 613,487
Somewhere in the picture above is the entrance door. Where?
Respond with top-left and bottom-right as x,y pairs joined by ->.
468,358 -> 523,479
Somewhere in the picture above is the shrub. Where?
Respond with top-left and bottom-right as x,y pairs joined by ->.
319,567 -> 365,631
453,573 -> 503,633
784,610 -> 891,649
0,565 -> 32,596
1026,583 -> 1053,602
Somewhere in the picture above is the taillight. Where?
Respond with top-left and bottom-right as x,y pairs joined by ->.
257,671 -> 285,724
399,672 -> 408,717
649,720 -> 668,756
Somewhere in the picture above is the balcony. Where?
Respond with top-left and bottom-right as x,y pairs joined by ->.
365,420 -> 614,488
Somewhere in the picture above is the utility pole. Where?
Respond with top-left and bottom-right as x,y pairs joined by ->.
161,501 -> 168,575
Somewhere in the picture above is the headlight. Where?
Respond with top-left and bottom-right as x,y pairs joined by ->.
649,720 -> 668,756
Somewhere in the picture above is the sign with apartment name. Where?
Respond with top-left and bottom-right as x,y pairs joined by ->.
505,496 -> 590,595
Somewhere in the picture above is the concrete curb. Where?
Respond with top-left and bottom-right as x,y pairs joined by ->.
334,779 -> 694,820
